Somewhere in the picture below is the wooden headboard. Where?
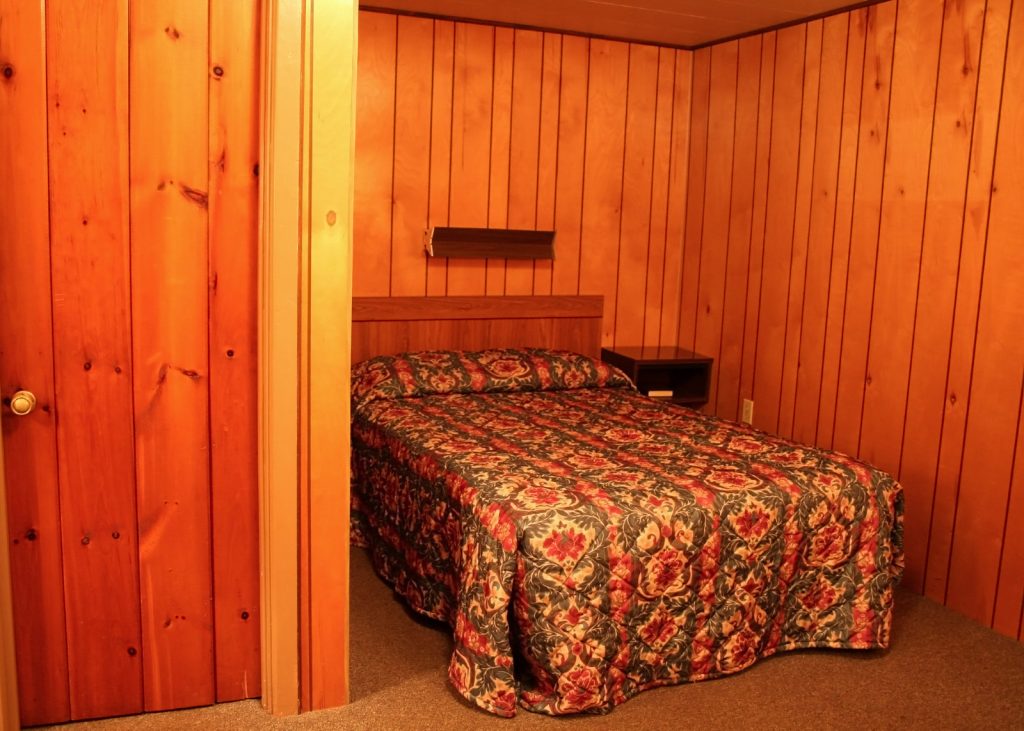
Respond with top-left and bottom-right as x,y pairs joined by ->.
351,295 -> 602,364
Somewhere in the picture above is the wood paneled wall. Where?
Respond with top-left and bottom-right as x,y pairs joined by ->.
1,2 -> 260,724
354,10 -> 692,348
685,0 -> 1024,641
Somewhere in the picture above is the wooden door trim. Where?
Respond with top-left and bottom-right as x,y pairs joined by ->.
0,430 -> 20,729
258,0 -> 355,715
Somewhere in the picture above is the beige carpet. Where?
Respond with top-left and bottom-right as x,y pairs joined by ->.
45,548 -> 1024,730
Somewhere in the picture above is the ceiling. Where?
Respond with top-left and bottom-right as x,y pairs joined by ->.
359,0 -> 871,48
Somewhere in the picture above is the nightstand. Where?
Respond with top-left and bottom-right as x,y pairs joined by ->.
600,346 -> 713,408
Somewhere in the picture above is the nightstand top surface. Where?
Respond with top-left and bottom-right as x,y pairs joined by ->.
601,345 -> 712,365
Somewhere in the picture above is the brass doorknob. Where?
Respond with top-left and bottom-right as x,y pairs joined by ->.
9,390 -> 36,416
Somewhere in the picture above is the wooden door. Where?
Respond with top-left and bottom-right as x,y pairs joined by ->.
0,1 -> 261,725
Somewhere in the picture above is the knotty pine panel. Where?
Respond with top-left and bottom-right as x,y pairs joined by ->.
208,0 -> 261,703
426,20 -> 455,297
550,34 -> 589,297
693,41 -> 738,416
392,16 -> 434,298
858,0 -> 943,477
678,46 -> 710,353
714,34 -> 762,423
354,11 -> 397,297
613,43 -> 659,349
790,13 -> 852,445
925,0 -> 1011,605
686,0 -> 1024,640
354,10 -> 694,349
946,0 -> 1024,632
899,0 -> 986,595
47,0 -> 144,719
816,9 -> 867,450
749,23 -> 806,438
640,48 -> 682,349
658,51 -> 693,349
831,2 -> 897,458
485,26 -> 513,296
129,0 -> 215,710
737,31 -> 777,420
447,22 -> 493,295
776,20 -> 822,439
505,29 -> 543,296
0,3 -> 70,725
532,33 -> 562,296
3,1 -> 261,724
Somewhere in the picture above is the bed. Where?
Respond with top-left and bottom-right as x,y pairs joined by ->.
350,296 -> 904,717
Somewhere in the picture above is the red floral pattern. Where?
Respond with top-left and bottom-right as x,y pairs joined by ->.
351,349 -> 904,717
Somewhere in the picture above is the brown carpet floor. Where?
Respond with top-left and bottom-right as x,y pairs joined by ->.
45,547 -> 1024,730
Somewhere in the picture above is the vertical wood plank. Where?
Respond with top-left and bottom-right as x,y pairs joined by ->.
660,50 -> 692,348
897,0 -> 985,592
579,38 -> 629,344
678,47 -> 710,352
925,0 -> 1010,602
209,0 -> 261,702
447,23 -> 493,295
354,11 -> 396,297
532,33 -> 561,296
715,35 -> 762,421
693,41 -> 738,401
751,24 -> 806,434
0,2 -> 70,724
830,0 -> 897,456
0,425 -> 18,731
777,20 -> 822,438
551,35 -> 589,296
506,29 -> 543,296
427,21 -> 454,296
816,8 -> 867,449
993,397 -> 1024,635
615,43 -> 659,347
129,0 -> 214,710
858,0 -> 944,475
791,14 -> 849,443
486,27 -> 513,295
641,48 -> 678,349
738,32 -> 777,410
391,16 -> 433,297
945,0 -> 1024,623
48,0 -> 145,720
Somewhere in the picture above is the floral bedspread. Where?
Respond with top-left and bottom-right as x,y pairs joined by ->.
351,349 -> 904,716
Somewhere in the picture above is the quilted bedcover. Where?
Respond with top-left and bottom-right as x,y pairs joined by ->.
351,349 -> 904,716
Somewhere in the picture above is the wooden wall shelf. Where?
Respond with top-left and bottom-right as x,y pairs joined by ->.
425,227 -> 555,259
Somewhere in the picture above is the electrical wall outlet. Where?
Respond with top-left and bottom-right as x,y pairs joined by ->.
741,399 -> 754,425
